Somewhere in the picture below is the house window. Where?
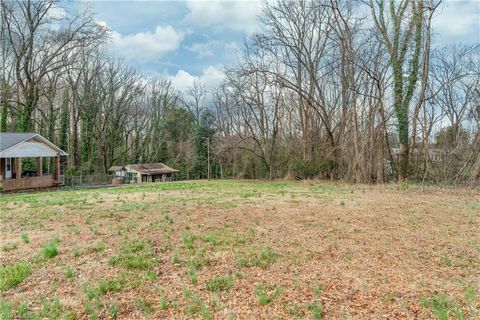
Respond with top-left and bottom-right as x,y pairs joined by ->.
6,158 -> 11,171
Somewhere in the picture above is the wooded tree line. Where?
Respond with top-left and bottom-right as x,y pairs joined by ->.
1,0 -> 479,183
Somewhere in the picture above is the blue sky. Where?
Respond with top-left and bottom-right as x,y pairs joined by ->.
72,0 -> 479,91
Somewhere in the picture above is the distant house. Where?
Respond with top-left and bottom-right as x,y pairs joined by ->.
0,132 -> 68,191
109,162 -> 179,183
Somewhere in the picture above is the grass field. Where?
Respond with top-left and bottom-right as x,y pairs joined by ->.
0,180 -> 479,319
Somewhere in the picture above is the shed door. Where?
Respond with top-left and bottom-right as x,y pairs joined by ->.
5,158 -> 12,179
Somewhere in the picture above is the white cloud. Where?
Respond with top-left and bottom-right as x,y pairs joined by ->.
188,40 -> 240,58
169,65 -> 225,91
185,0 -> 262,34
169,70 -> 197,91
432,1 -> 480,44
188,41 -> 218,58
48,6 -> 67,20
110,26 -> 184,61
96,20 -> 108,28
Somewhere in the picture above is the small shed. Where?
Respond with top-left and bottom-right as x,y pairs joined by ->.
125,163 -> 179,183
0,132 -> 68,191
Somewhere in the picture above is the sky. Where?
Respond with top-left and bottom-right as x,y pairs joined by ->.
71,0 -> 480,91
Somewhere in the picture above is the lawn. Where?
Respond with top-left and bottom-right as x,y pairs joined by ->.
0,180 -> 479,319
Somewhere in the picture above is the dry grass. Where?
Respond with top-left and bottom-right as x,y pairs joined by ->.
0,180 -> 479,319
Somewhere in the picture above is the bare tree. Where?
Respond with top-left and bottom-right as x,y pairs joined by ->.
1,0 -> 106,131
370,0 -> 425,182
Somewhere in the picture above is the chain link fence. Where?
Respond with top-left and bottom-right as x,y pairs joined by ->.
64,175 -> 115,188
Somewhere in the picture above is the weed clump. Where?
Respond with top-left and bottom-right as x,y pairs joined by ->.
206,276 -> 234,292
109,239 -> 155,270
42,239 -> 59,259
21,233 -> 30,244
420,294 -> 464,320
0,262 -> 31,291
239,247 -> 277,269
254,284 -> 281,305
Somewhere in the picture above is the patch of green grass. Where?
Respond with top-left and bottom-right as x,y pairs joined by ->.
0,299 -> 13,320
440,255 -> 452,267
2,243 -> 17,252
17,303 -> 29,318
466,202 -> 480,210
147,271 -> 158,281
206,276 -> 234,292
90,225 -> 100,235
84,277 -> 126,301
384,291 -> 395,302
204,233 -> 218,246
172,251 -> 181,264
86,241 -> 106,254
421,294 -> 465,320
0,262 -> 31,291
159,296 -> 169,310
187,251 -> 211,269
239,247 -> 277,269
164,213 -> 174,224
0,297 -> 76,320
182,233 -> 196,250
241,192 -> 260,198
109,239 -> 155,270
84,301 -> 98,320
65,267 -> 75,279
108,303 -> 120,320
183,289 -> 213,319
121,201 -> 150,212
465,285 -> 477,303
21,233 -> 30,244
187,265 -> 198,284
135,298 -> 153,314
73,249 -> 81,258
307,304 -> 323,319
36,297 -> 77,320
254,284 -> 281,305
41,239 -> 59,259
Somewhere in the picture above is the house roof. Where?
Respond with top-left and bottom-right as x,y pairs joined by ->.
0,132 -> 68,158
126,163 -> 179,175
0,132 -> 37,151
109,165 -> 126,172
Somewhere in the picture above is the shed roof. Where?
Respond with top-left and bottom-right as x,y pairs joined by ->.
109,165 -> 126,172
126,163 -> 179,175
0,132 -> 68,158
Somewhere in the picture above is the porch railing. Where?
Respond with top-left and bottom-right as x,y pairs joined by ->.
0,175 -> 54,191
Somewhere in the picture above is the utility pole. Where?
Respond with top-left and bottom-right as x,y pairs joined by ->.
207,137 -> 210,180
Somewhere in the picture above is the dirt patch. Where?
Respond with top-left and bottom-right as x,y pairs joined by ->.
1,180 -> 479,319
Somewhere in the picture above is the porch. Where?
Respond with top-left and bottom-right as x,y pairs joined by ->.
0,156 -> 62,192
0,132 -> 67,192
